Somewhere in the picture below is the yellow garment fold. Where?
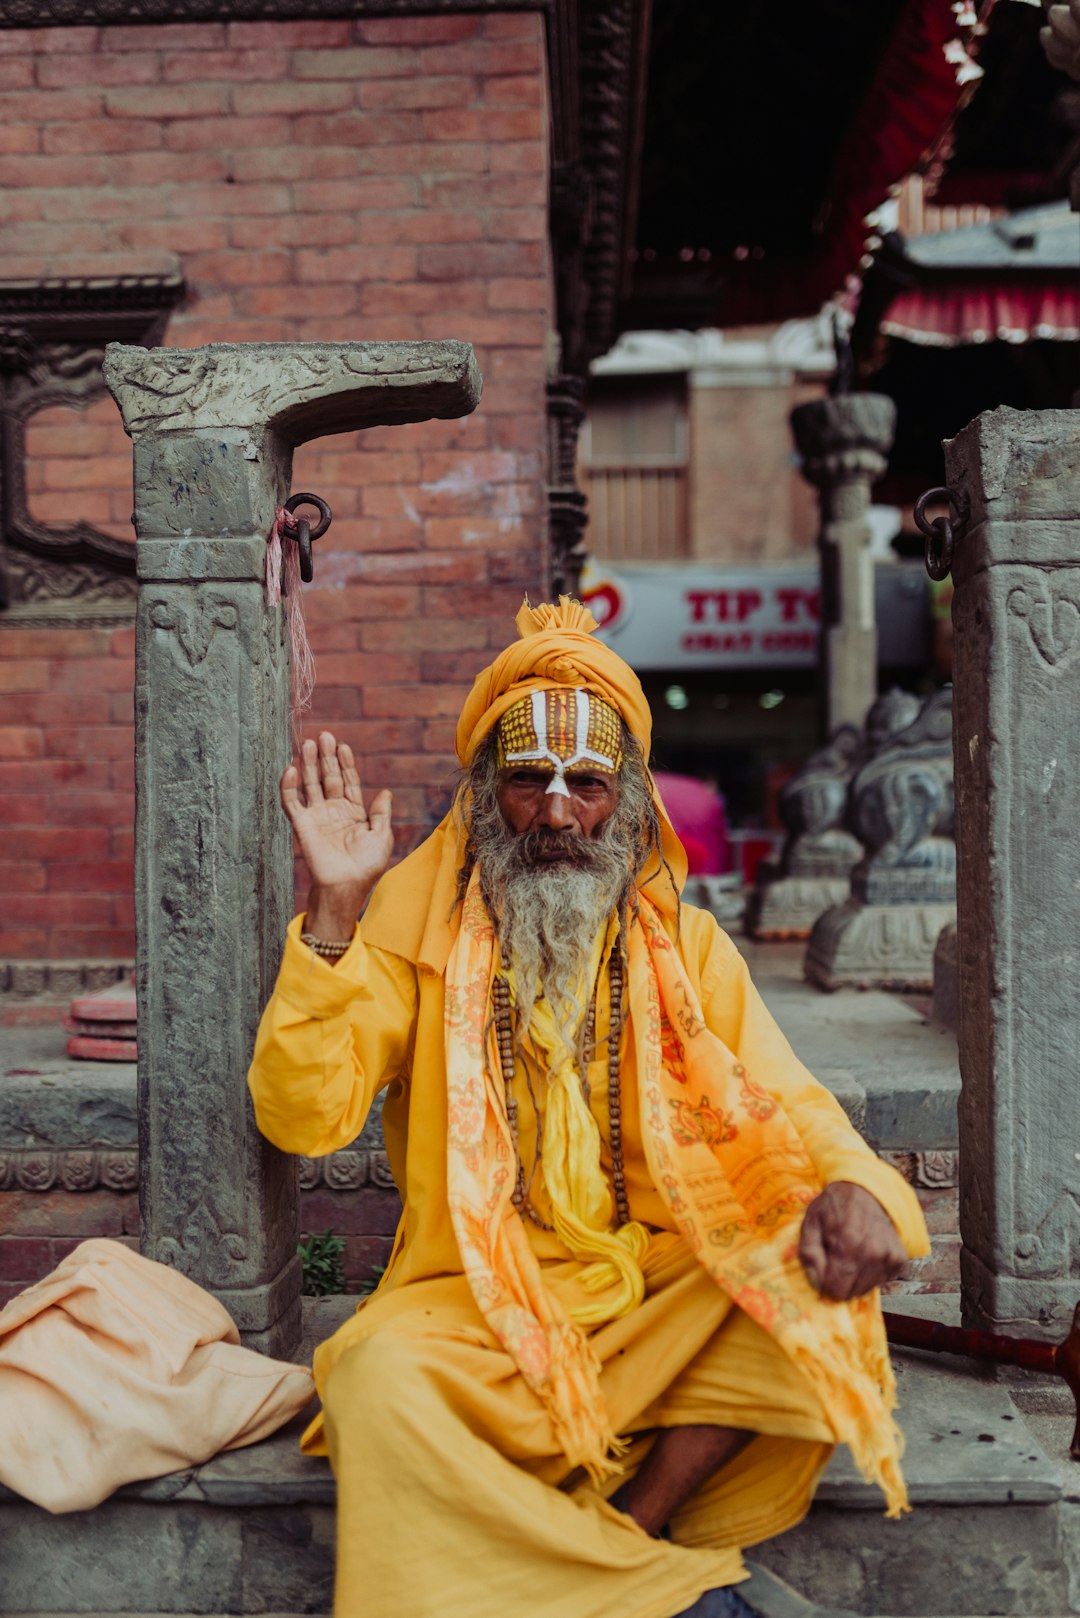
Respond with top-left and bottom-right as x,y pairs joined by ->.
506,937 -> 650,1328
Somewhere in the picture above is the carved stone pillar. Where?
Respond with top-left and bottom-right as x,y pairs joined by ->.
944,406 -> 1080,1337
790,394 -> 896,735
546,372 -> 589,597
805,688 -> 955,991
106,340 -> 481,1355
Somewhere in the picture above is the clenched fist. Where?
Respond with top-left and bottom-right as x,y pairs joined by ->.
798,1181 -> 908,1300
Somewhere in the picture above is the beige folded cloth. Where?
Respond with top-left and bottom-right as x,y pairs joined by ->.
0,1237 -> 315,1513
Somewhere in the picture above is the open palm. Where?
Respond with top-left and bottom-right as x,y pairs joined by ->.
280,731 -> 393,897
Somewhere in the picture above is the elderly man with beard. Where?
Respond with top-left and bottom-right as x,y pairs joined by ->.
248,599 -> 929,1618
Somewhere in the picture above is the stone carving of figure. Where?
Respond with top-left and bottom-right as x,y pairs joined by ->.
847,687 -> 954,901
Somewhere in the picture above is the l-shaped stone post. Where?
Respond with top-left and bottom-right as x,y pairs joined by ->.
106,341 -> 482,1355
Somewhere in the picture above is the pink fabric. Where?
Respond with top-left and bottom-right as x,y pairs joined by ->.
882,283 -> 1080,346
652,772 -> 730,875
0,1239 -> 315,1513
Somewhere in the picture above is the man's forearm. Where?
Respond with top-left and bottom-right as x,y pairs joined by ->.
303,882 -> 374,944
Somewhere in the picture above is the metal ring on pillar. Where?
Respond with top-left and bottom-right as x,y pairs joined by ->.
283,492 -> 332,586
914,486 -> 968,583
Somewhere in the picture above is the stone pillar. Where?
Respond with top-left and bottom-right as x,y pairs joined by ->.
944,406 -> 1080,1337
790,393 -> 896,735
105,341 -> 481,1356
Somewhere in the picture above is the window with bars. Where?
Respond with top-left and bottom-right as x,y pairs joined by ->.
580,373 -> 689,562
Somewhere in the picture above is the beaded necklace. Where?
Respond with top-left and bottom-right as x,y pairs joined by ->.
492,946 -> 630,1231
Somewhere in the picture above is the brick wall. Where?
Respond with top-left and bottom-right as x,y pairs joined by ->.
0,12 -> 553,964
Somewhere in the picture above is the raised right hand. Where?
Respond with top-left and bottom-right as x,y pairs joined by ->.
280,731 -> 393,939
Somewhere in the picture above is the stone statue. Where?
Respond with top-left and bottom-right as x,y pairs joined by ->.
806,688 -> 956,991
746,688 -> 921,939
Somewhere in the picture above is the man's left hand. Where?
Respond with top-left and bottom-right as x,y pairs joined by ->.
798,1182 -> 908,1300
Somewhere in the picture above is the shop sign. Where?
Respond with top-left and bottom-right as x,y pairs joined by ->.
580,562 -> 820,670
579,561 -> 928,672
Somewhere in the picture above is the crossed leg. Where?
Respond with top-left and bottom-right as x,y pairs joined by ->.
611,1424 -> 757,1537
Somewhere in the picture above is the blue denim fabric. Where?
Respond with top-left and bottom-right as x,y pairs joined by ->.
671,1585 -> 759,1618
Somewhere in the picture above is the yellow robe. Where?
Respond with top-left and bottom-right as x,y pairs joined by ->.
249,904 -> 929,1618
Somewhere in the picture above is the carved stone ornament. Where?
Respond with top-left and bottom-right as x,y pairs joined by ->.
0,271 -> 184,626
0,1148 -> 138,1193
848,687 -> 955,906
546,372 -> 588,596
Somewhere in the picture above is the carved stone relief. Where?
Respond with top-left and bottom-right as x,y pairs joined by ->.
0,274 -> 183,625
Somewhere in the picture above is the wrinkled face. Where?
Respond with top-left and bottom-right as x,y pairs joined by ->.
495,765 -> 620,860
493,689 -> 622,861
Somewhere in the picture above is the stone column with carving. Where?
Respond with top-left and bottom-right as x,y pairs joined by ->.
790,393 -> 896,735
105,341 -> 481,1356
944,406 -> 1080,1336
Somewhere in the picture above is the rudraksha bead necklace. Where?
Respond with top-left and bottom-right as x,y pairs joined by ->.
493,946 -> 630,1231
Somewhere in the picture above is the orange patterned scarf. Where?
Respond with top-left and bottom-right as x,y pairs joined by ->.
444,871 -> 908,1513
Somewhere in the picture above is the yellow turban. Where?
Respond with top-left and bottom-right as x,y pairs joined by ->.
362,597 -> 686,970
456,597 -> 653,766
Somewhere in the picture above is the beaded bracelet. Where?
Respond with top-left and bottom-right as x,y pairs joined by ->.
300,931 -> 352,959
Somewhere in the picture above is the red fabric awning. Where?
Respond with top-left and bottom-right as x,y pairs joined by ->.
881,282 -> 1080,344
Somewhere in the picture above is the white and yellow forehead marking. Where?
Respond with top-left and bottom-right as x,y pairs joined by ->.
496,689 -> 622,798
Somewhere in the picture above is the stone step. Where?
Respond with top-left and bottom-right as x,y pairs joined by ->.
2,1345 -> 1075,1618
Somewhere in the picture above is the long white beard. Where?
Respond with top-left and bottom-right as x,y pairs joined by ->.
496,861 -> 619,1047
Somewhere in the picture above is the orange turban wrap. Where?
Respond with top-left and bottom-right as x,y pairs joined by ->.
361,597 -> 686,969
456,597 -> 654,766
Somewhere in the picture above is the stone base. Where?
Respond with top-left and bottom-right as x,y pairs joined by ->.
931,921 -> 958,1032
805,899 -> 957,992
746,875 -> 852,939
2,1343 -> 1069,1617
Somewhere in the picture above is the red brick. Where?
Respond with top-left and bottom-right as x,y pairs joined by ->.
11,693 -> 112,725
0,1191 -> 134,1239
420,40 -> 541,76
292,46 -> 419,80
488,140 -> 547,174
422,106 -> 543,143
0,863 -> 45,893
421,648 -> 491,683
0,152 -> 112,187
234,80 -> 352,118
46,115 -> 159,157
294,177 -> 418,213
356,17 -> 482,46
0,931 -> 47,956
9,827 -> 111,861
354,208 -> 485,246
364,682 -> 467,719
419,241 -> 542,281
102,24 -> 227,52
227,20 -> 352,49
121,217 -> 230,252
300,1187 -> 401,1236
360,618 -> 489,654
110,758 -> 135,794
422,173 -> 546,208
359,279 -> 490,318
105,82 -> 229,119
52,1234 -> 138,1267
0,57 -> 33,87
47,657 -> 134,694
50,927 -> 135,959
0,189 -> 44,221
0,126 -> 42,155
1,88 -> 104,121
230,214 -> 353,251
291,111 -> 420,148
482,73 -> 544,107
181,250 -> 293,286
295,245 -> 416,284
230,146 -> 357,183
303,583 -> 420,624
163,48 -> 289,83
36,51 -> 161,89
7,220 -> 112,255
110,827 -> 135,861
0,28 -> 40,54
0,727 -> 44,759
0,628 -> 112,662
301,448 -> 421,484
163,182 -> 291,219
0,661 -> 48,692
0,759 -> 112,792
44,726 -> 132,760
484,16 -> 541,43
488,276 -> 545,310
30,185 -> 158,222
355,752 -> 454,787
0,1238 -> 53,1282
164,115 -> 283,152
102,150 -> 231,186
43,860 -> 130,894
359,75 -> 473,112
487,207 -> 546,242
354,140 -> 487,177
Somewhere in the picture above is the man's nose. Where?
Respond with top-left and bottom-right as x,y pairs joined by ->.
538,787 -> 575,829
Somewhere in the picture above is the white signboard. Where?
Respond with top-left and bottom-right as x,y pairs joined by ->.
580,562 -> 821,671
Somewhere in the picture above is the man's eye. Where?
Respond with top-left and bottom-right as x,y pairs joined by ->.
569,775 -> 604,790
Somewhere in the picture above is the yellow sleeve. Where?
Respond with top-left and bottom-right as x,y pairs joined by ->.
247,913 -> 418,1159
696,919 -> 930,1260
